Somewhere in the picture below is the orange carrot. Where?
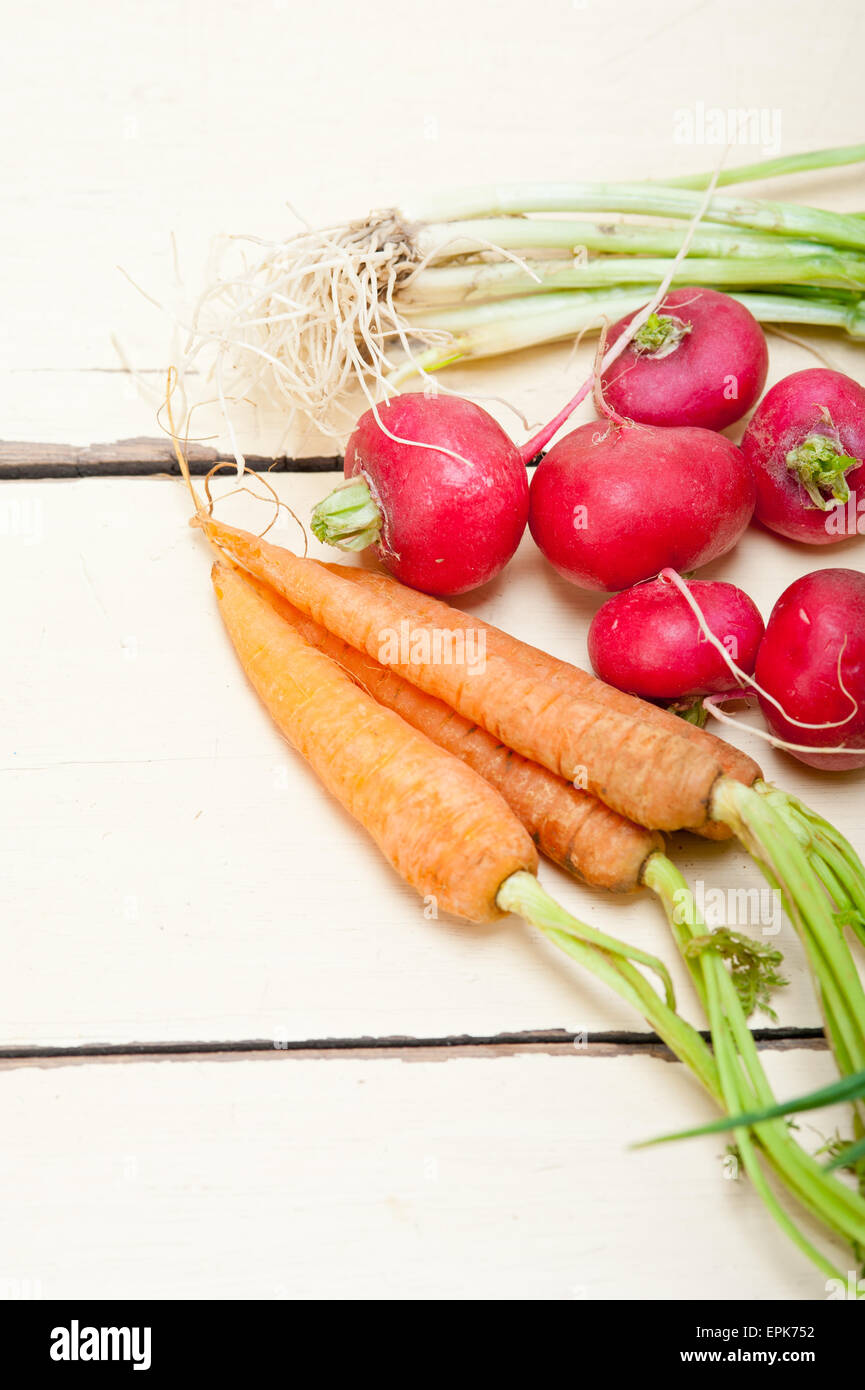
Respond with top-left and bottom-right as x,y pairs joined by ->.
211,558 -> 683,1016
243,566 -> 663,892
212,559 -> 537,921
326,561 -> 761,841
202,518 -> 725,833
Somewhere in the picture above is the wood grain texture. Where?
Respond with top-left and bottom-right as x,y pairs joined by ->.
0,1048 -> 853,1300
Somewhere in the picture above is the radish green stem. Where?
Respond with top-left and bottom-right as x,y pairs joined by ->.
310,479 -> 382,551
785,434 -> 859,509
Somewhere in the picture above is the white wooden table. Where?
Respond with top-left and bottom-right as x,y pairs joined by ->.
2,0 -> 864,1301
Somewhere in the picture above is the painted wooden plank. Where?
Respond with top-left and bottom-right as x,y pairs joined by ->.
1,473 -> 862,1045
0,1047 -> 855,1300
1,0 -> 863,452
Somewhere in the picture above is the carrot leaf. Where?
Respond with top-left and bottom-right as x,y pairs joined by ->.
684,928 -> 788,1021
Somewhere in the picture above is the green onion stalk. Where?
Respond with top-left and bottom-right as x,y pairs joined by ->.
414,218 -> 843,263
641,1067 -> 865,1175
388,289 -> 865,389
384,146 -> 865,380
408,178 -> 865,252
401,252 -> 865,309
660,143 -> 865,190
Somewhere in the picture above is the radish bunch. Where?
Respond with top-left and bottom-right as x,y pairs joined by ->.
313,286 -> 769,597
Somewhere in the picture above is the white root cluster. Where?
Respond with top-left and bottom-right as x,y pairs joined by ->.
174,211 -> 453,453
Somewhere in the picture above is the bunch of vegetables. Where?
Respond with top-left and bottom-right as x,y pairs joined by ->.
176,142 -> 865,445
176,459 -> 865,1280
168,143 -> 865,1286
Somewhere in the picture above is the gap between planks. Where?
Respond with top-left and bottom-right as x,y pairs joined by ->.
0,437 -> 341,478
0,1029 -> 827,1072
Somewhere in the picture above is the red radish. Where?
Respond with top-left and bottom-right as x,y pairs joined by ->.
742,368 -> 865,545
599,288 -> 768,432
528,422 -> 755,591
311,393 -> 529,596
588,577 -> 764,701
754,568 -> 865,771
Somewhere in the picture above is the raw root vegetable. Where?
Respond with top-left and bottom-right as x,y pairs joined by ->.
254,575 -> 865,1280
528,422 -> 755,591
754,569 -> 865,771
742,368 -> 865,544
206,538 -> 865,1280
310,393 -> 529,596
598,288 -> 768,431
326,558 -> 759,840
588,577 -> 765,702
211,559 -> 711,1091
244,565 -> 662,892
201,518 -> 865,1095
203,517 -> 726,834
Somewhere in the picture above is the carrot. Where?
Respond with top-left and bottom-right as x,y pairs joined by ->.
202,518 -> 725,833
204,517 -> 865,1094
326,561 -> 761,841
212,559 -> 536,922
210,555 -> 865,1277
242,566 -> 663,892
210,557 -> 697,1047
